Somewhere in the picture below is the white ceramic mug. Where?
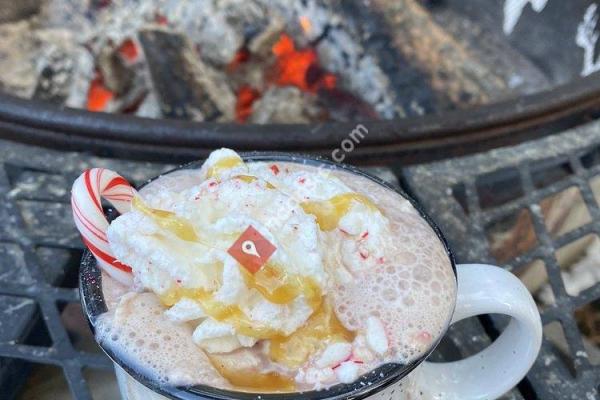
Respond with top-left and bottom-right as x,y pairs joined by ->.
78,155 -> 542,400
110,263 -> 542,400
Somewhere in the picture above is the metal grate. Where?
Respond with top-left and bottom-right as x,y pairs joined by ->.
0,139 -> 173,399
403,120 -> 600,399
0,130 -> 598,398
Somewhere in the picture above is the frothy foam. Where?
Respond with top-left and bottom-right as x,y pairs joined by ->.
329,172 -> 455,362
95,155 -> 456,393
96,291 -> 231,388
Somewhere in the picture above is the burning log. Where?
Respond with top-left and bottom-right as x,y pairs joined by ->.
371,0 -> 507,108
89,37 -> 149,114
315,28 -> 395,118
430,7 -> 550,96
248,15 -> 285,57
138,29 -> 234,121
268,0 -> 400,118
227,29 -> 351,123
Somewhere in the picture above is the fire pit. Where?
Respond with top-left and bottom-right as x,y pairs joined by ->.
0,0 -> 405,123
3,0 -> 600,163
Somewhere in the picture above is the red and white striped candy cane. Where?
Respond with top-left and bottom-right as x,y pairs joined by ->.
71,168 -> 136,285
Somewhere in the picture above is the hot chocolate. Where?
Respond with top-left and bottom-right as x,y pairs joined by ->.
83,149 -> 456,393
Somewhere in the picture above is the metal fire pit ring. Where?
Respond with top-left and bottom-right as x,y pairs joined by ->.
2,72 -> 600,165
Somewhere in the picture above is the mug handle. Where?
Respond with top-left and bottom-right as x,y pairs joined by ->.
415,263 -> 542,400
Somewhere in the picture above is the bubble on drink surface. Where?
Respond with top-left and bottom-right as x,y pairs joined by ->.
413,266 -> 432,283
96,293 -> 231,388
382,288 -> 398,302
403,297 -> 415,307
330,171 -> 456,366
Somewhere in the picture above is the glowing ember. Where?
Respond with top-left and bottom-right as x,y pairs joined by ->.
155,13 -> 168,25
118,39 -> 139,63
229,33 -> 339,123
87,73 -> 114,112
227,47 -> 251,72
235,85 -> 261,122
271,34 -> 336,93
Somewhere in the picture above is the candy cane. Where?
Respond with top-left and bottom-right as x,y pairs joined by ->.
71,168 -> 136,285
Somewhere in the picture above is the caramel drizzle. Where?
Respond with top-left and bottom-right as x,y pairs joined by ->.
269,301 -> 355,368
132,196 -> 322,339
300,192 -> 379,231
208,354 -> 296,392
131,158 -> 383,389
206,156 -> 246,179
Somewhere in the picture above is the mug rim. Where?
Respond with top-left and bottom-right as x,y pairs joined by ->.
79,151 -> 458,400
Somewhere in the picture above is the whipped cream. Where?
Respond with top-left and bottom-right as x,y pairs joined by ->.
99,148 -> 456,392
